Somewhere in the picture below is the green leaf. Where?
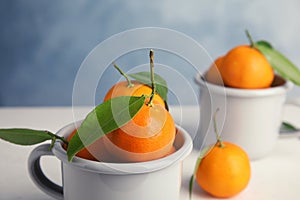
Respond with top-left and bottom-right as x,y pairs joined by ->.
189,175 -> 195,200
189,145 -> 212,199
280,121 -> 298,132
67,95 -> 146,161
0,129 -> 53,145
255,40 -> 300,85
128,72 -> 168,101
256,40 -> 273,49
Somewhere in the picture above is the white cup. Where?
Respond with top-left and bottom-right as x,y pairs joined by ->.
28,121 -> 192,200
194,74 -> 293,160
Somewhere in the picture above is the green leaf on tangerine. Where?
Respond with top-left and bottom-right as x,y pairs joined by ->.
128,72 -> 168,101
0,129 -> 54,145
256,40 -> 273,49
255,40 -> 300,86
189,145 -> 212,200
189,175 -> 195,200
67,95 -> 146,161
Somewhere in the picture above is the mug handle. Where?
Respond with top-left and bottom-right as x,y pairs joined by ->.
28,144 -> 64,200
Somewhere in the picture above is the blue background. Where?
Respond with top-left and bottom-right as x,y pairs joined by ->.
1,0 -> 299,106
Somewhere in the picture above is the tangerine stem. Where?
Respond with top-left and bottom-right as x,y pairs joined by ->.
113,63 -> 134,87
46,131 -> 68,144
213,108 -> 224,148
148,49 -> 156,106
245,30 -> 255,48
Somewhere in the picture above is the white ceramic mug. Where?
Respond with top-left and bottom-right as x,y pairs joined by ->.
28,121 -> 193,200
194,74 -> 293,160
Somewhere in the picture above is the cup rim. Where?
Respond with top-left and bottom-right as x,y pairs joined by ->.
52,121 -> 193,175
194,73 -> 293,98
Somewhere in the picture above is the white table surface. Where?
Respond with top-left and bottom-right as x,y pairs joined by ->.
0,105 -> 300,200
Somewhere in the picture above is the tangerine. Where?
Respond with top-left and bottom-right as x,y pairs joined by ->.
104,100 -> 176,162
103,80 -> 165,107
196,141 -> 251,198
219,45 -> 274,89
64,129 -> 110,161
205,56 -> 224,85
64,129 -> 97,161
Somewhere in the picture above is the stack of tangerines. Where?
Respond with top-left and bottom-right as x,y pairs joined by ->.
197,31 -> 300,198
66,50 -> 176,163
192,43 -> 269,199
194,38 -> 292,198
102,78 -> 176,162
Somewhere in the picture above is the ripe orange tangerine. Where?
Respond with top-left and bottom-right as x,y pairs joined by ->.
103,80 -> 165,107
196,141 -> 251,198
219,45 -> 274,89
64,129 -> 111,162
64,129 -> 97,161
104,100 -> 176,162
205,56 -> 224,85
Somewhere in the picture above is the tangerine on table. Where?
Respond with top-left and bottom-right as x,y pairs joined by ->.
196,141 -> 251,198
104,100 -> 176,162
103,80 -> 165,107
219,45 -> 274,89
205,56 -> 224,85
